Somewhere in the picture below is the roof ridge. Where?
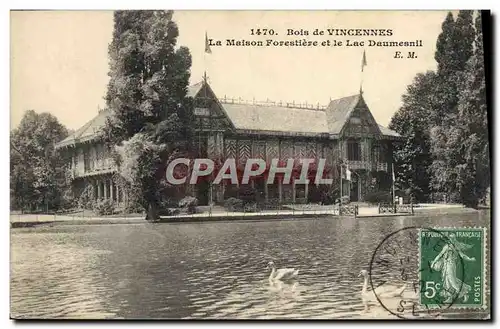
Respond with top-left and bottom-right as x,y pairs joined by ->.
220,100 -> 327,111
328,93 -> 361,103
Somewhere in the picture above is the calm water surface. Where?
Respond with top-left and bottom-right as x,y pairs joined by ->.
10,211 -> 490,319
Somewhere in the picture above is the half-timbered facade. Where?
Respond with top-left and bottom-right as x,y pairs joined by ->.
55,80 -> 403,207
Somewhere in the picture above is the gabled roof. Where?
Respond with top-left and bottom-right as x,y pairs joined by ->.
55,82 -> 402,149
55,109 -> 110,149
56,83 -> 209,149
187,81 -> 203,98
325,94 -> 361,134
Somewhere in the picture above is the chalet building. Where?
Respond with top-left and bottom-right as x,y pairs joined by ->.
55,80 -> 403,207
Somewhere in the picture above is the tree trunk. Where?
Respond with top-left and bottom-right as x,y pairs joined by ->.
145,202 -> 159,221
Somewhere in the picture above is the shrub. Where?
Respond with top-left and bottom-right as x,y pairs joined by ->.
93,199 -> 115,216
78,185 -> 96,209
179,196 -> 198,214
58,187 -> 76,211
158,200 -> 181,216
244,202 -> 258,212
124,201 -> 143,214
365,190 -> 392,204
238,185 -> 258,203
224,197 -> 244,212
308,185 -> 338,205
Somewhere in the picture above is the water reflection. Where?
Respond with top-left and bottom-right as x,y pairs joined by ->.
10,211 -> 490,319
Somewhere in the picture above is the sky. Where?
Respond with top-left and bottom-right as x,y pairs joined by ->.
10,10 -> 451,131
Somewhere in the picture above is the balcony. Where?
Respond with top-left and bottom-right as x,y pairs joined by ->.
70,158 -> 117,179
93,158 -> 115,171
344,161 -> 388,172
346,160 -> 371,170
376,162 -> 388,172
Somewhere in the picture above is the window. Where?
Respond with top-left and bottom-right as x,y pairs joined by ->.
350,117 -> 361,124
347,141 -> 361,161
372,143 -> 381,163
84,149 -> 90,172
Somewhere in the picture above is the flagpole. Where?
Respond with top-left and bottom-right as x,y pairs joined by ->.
360,49 -> 367,95
204,31 -> 208,80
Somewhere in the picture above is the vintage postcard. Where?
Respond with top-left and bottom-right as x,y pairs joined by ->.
10,10 -> 491,320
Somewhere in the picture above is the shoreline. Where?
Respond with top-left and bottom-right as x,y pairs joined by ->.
10,204 -> 486,229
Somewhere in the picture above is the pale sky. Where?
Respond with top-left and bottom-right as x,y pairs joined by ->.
10,10 -> 451,131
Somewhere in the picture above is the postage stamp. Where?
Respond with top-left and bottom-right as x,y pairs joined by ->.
419,227 -> 487,309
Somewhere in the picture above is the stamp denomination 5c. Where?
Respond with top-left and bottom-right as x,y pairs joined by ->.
419,228 -> 486,309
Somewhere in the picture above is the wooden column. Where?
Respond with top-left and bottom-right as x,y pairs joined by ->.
116,184 -> 120,203
123,188 -> 128,207
97,179 -> 102,200
278,179 -> 283,203
264,180 -> 269,202
110,180 -> 114,202
292,179 -> 296,203
305,182 -> 309,201
103,179 -> 108,200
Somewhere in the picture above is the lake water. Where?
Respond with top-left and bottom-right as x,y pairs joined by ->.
10,211 -> 490,319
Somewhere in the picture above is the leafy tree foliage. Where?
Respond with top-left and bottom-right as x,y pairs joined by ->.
453,13 -> 489,207
429,11 -> 488,207
389,72 -> 436,202
10,110 -> 70,211
431,11 -> 475,127
104,10 -> 195,220
391,11 -> 489,208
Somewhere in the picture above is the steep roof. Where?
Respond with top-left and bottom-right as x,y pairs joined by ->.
55,82 -> 402,148
187,81 -> 203,98
56,109 -> 110,148
221,103 -> 328,135
325,94 -> 361,134
378,124 -> 401,137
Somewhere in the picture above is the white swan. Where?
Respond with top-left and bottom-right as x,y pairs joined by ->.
359,270 -> 407,300
268,261 -> 299,282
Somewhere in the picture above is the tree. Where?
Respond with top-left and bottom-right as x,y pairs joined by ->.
389,11 -> 487,208
428,11 -> 488,207
431,11 -> 475,127
104,10 -> 195,220
452,13 -> 489,207
389,72 -> 436,202
10,110 -> 70,211
429,10 -> 476,202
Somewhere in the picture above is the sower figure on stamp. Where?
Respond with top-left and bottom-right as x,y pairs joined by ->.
430,233 -> 476,303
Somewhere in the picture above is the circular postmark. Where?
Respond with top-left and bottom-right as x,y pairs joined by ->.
368,226 -> 466,319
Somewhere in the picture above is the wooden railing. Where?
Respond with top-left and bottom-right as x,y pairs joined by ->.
220,97 -> 328,111
71,158 -> 117,178
346,160 -> 371,170
376,162 -> 388,172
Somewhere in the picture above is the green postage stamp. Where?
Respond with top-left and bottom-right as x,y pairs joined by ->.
419,228 -> 487,309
